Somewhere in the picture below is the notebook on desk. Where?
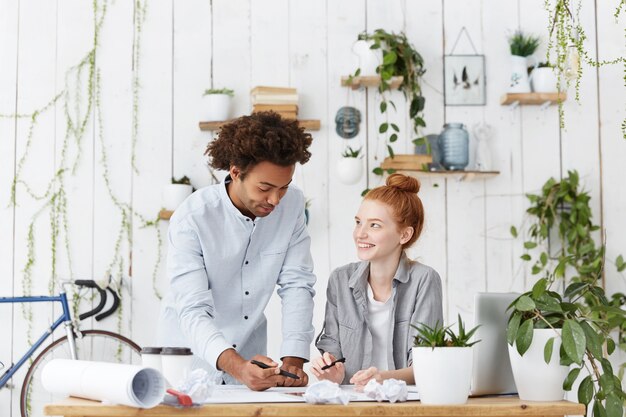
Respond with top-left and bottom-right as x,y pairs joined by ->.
469,292 -> 520,396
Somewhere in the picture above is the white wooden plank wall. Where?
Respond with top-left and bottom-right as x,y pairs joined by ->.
0,1 -> 624,415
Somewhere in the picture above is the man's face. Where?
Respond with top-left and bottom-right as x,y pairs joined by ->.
228,161 -> 295,219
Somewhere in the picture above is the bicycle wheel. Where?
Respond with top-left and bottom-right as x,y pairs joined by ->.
20,329 -> 141,417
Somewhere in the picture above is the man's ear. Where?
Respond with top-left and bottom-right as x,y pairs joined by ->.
230,166 -> 241,180
400,226 -> 414,245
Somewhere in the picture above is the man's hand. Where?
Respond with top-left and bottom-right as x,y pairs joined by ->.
280,356 -> 309,387
310,352 -> 345,384
218,350 -> 285,391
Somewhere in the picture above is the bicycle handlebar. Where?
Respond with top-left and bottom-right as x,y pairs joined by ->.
75,279 -> 120,322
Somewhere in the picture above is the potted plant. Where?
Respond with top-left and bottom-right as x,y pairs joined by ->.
203,87 -> 234,122
336,146 -> 363,185
507,30 -> 540,93
412,315 -> 481,405
163,176 -> 193,211
508,171 -> 626,411
353,30 -> 426,186
530,62 -> 558,93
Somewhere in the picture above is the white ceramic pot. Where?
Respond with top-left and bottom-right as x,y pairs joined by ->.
412,346 -> 473,405
336,157 -> 363,185
163,183 -> 193,211
352,40 -> 382,76
508,328 -> 569,401
508,55 -> 532,93
531,67 -> 558,93
205,94 -> 231,122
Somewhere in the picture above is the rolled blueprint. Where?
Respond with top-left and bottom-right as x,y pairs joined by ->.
42,359 -> 165,408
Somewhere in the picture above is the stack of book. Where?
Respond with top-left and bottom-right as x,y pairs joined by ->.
251,86 -> 298,120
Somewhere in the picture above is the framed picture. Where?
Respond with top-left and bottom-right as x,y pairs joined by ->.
444,55 -> 486,106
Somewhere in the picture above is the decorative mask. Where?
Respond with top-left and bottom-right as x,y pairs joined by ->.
334,106 -> 361,139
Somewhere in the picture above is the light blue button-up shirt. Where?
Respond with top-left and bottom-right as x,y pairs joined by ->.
158,178 -> 316,383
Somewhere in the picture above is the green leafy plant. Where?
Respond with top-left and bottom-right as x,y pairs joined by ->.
412,315 -> 481,348
171,175 -> 192,185
544,1 -> 625,137
508,30 -> 541,57
508,170 -> 626,417
353,29 -> 426,175
341,146 -> 362,158
203,87 -> 234,96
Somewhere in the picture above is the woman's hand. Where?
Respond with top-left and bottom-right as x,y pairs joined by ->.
310,352 -> 345,384
350,367 -> 382,387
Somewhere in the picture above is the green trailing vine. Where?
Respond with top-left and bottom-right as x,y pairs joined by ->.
351,29 -> 425,196
1,0 -> 162,343
545,0 -> 626,137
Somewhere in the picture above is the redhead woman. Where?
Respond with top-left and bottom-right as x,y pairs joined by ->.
312,173 -> 443,386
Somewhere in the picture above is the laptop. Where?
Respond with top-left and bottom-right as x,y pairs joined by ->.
470,292 -> 519,396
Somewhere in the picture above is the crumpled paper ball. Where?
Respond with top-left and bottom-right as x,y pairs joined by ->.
303,380 -> 350,405
363,378 -> 408,403
176,368 -> 218,403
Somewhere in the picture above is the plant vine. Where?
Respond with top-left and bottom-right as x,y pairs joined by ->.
0,0 -> 162,343
545,0 -> 626,138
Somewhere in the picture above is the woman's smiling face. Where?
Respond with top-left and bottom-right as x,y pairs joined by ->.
353,199 -> 407,262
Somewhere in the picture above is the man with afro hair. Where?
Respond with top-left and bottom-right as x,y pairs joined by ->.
159,112 -> 316,390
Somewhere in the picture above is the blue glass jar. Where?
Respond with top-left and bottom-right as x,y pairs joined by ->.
438,123 -> 469,170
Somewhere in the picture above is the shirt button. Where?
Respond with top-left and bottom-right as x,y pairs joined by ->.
245,291 -> 249,295
246,218 -> 250,222
244,316 -> 248,320
245,261 -> 249,265
232,344 -> 237,348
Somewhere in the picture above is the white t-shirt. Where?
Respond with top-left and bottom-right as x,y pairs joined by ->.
367,284 -> 394,371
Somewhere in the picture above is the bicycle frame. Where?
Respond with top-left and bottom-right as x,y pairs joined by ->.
0,292 -> 78,389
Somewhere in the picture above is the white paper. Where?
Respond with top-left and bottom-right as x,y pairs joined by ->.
42,359 -> 165,408
199,385 -> 419,403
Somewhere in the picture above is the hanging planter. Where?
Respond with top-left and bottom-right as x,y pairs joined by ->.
336,146 -> 363,185
163,176 -> 193,211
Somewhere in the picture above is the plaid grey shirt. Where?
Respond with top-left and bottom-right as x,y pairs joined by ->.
315,253 -> 443,383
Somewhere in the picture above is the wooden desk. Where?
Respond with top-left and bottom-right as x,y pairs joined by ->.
45,396 -> 585,417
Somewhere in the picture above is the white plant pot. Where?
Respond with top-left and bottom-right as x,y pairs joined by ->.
531,67 -> 558,93
413,347 -> 473,405
336,157 -> 363,185
508,55 -> 532,93
352,40 -> 382,76
163,184 -> 193,211
205,94 -> 231,122
508,328 -> 569,401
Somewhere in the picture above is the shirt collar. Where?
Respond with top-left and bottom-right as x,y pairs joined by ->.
349,251 -> 412,290
219,175 -> 255,222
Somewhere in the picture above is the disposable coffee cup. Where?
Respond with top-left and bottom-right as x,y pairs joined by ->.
160,347 -> 193,388
140,346 -> 163,372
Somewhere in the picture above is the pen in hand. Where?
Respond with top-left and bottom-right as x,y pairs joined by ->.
320,357 -> 346,370
251,359 -> 300,380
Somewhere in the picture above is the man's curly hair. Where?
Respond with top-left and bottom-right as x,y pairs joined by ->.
205,112 -> 312,177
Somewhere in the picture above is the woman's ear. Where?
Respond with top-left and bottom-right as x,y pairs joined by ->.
400,227 -> 414,245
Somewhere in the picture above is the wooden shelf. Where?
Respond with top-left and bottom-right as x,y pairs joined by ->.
199,119 -> 320,131
389,169 -> 500,182
341,75 -> 403,90
500,92 -> 567,106
159,209 -> 173,220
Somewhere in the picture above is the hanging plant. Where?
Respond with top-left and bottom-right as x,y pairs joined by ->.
351,29 -> 426,195
545,0 -> 625,138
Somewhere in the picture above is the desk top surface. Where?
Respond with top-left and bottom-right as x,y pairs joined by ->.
45,396 -> 586,417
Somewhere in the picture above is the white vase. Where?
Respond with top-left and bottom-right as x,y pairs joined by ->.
352,40 -> 381,76
205,94 -> 231,122
163,184 -> 193,211
508,328 -> 569,401
508,55 -> 532,93
412,346 -> 473,405
336,157 -> 363,185
531,67 -> 558,93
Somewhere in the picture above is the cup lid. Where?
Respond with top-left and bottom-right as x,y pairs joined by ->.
140,346 -> 163,354
161,347 -> 193,355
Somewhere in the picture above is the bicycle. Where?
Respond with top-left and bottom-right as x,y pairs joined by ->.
0,279 -> 142,417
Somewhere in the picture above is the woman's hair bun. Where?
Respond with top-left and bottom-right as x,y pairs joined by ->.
385,173 -> 420,194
